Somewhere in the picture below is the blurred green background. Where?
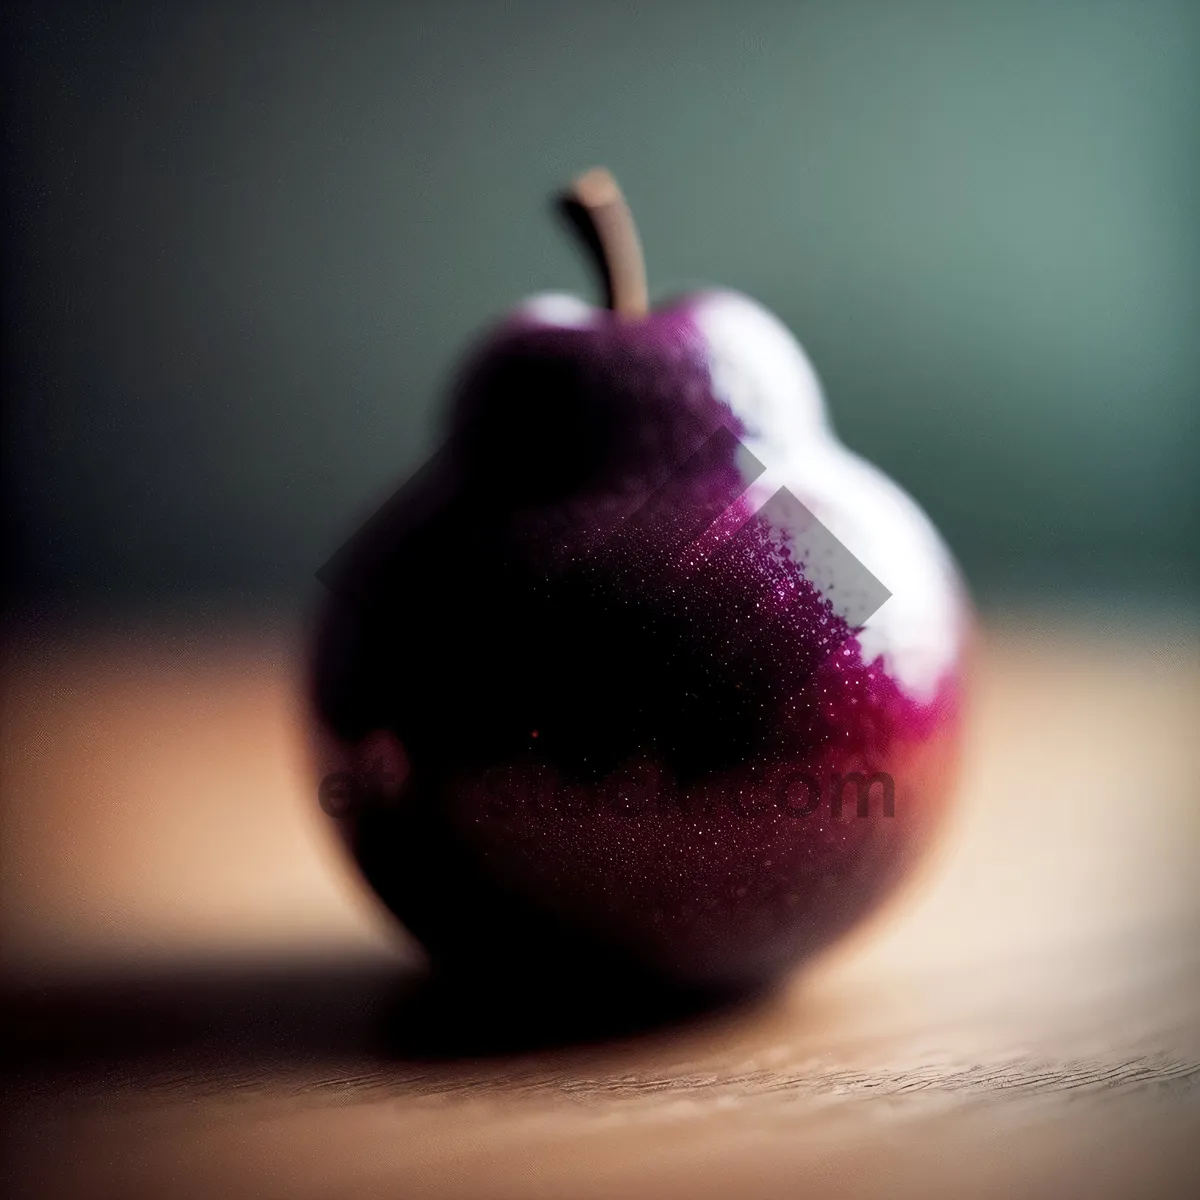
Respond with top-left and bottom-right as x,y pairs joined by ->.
4,0 -> 1197,613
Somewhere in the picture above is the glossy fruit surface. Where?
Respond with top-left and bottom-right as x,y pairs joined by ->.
312,174 -> 969,994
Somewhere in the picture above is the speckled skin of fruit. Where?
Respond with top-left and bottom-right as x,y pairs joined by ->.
312,289 -> 970,994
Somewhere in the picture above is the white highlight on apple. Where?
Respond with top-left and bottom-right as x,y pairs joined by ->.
692,289 -> 966,703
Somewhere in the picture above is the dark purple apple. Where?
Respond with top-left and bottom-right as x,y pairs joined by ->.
311,169 -> 970,997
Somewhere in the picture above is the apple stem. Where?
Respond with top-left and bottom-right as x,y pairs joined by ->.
557,167 -> 649,319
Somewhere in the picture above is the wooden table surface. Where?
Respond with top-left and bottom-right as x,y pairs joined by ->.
2,612 -> 1199,1198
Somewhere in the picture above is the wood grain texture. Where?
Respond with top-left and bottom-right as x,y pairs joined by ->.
3,613 -> 1199,1198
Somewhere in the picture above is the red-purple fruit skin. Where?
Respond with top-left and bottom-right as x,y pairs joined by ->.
311,290 -> 970,995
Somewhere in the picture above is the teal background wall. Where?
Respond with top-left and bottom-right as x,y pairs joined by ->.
5,0 -> 1198,610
